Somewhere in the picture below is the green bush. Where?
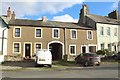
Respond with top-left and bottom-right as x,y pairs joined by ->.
96,49 -> 113,56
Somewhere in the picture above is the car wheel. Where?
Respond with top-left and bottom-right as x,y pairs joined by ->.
84,62 -> 88,67
48,64 -> 52,68
96,63 -> 100,66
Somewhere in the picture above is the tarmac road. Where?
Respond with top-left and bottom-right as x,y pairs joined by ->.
2,63 -> 119,78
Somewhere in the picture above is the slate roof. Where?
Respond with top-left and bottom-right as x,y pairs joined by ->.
9,19 -> 94,30
86,14 -> 119,25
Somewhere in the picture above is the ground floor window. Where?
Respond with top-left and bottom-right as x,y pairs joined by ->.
13,42 -> 20,53
89,46 -> 96,52
69,45 -> 76,55
35,43 -> 42,53
101,43 -> 104,50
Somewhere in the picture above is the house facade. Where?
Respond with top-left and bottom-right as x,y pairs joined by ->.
7,17 -> 97,61
78,4 -> 119,53
0,17 -> 9,55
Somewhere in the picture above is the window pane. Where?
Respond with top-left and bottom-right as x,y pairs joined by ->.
107,27 -> 110,36
54,29 -> 59,38
88,31 -> 92,39
70,46 -> 75,54
72,30 -> 76,38
100,27 -> 104,35
14,43 -> 19,52
114,28 -> 117,36
15,28 -> 20,37
36,44 -> 41,52
36,29 -> 41,37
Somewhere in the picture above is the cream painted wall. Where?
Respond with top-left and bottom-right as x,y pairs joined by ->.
97,23 -> 118,52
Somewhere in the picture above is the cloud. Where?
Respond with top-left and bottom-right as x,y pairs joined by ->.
1,0 -> 84,19
52,14 -> 78,23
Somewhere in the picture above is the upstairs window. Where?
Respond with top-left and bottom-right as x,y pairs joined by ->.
36,29 -> 42,38
100,27 -> 104,35
114,28 -> 117,36
87,31 -> 93,40
107,27 -> 110,36
53,28 -> 60,39
71,29 -> 77,39
14,28 -> 21,37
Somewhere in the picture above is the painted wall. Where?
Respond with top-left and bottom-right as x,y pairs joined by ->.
97,23 -> 118,52
0,26 -> 8,55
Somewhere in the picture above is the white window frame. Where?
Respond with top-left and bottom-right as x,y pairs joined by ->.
107,27 -> 110,36
71,29 -> 77,39
13,42 -> 21,54
87,30 -> 93,40
52,28 -> 60,39
35,28 -> 42,38
114,28 -> 117,36
13,27 -> 21,38
69,44 -> 76,55
100,27 -> 104,35
34,42 -> 42,53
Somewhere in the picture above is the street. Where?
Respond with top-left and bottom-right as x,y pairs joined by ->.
2,63 -> 119,78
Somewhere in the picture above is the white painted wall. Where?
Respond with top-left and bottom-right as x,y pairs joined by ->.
97,23 -> 118,52
0,27 -> 8,55
118,25 -> 120,52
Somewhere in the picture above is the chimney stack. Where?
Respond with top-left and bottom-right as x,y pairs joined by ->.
7,7 -> 12,18
11,11 -> 16,19
108,10 -> 118,19
78,4 -> 89,25
42,16 -> 47,22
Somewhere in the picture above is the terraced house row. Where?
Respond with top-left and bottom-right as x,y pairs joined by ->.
0,5 -> 120,61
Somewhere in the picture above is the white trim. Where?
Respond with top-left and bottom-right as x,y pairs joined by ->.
52,28 -> 60,39
23,42 -> 32,57
69,44 -> 76,55
13,42 -> 21,54
13,27 -> 21,38
70,29 -> 77,39
87,30 -> 93,40
34,42 -> 42,54
81,45 -> 88,53
47,41 -> 64,58
35,28 -> 42,38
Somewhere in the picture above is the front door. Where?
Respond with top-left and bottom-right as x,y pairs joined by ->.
25,44 -> 31,59
82,46 -> 86,53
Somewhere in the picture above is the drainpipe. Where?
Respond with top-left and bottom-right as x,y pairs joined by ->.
63,28 -> 67,61
1,27 -> 7,55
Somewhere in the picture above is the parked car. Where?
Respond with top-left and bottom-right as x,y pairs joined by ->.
113,52 -> 120,60
75,53 -> 101,67
34,49 -> 52,67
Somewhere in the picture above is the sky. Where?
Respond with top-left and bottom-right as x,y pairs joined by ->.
1,0 -> 119,23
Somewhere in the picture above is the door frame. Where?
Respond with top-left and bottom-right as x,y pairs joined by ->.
23,42 -> 32,58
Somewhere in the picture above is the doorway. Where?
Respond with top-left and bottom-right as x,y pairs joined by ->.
81,46 -> 86,53
49,43 -> 62,60
25,44 -> 31,59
